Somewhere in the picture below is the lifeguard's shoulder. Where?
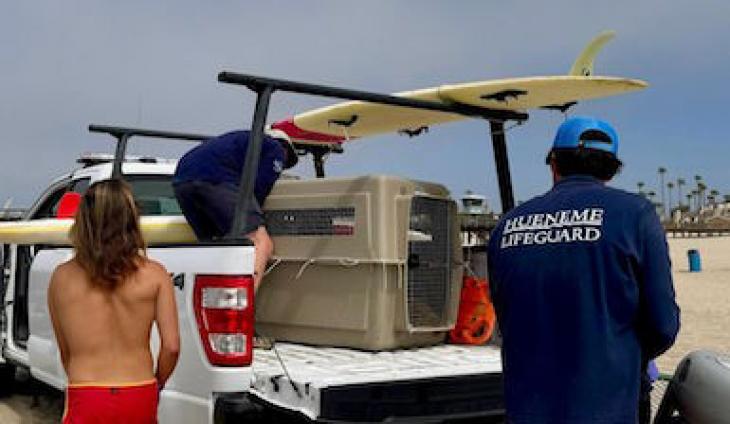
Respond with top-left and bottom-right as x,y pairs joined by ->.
498,191 -> 551,223
600,185 -> 655,213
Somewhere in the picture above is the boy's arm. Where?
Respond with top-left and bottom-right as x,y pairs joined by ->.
154,265 -> 180,389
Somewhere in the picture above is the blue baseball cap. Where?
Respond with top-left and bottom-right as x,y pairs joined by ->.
551,117 -> 619,157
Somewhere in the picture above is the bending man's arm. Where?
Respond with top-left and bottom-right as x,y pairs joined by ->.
637,205 -> 680,359
155,267 -> 180,389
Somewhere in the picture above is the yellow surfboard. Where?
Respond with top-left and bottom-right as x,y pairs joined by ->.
0,216 -> 197,246
271,31 -> 646,144
272,76 -> 646,143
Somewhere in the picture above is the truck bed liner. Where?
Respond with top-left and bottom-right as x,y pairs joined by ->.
250,343 -> 503,421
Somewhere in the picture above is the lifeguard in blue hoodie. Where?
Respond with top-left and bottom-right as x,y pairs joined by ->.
488,117 -> 680,423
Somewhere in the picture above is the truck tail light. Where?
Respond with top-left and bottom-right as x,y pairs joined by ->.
193,275 -> 254,366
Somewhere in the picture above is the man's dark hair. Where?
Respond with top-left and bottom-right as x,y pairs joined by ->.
546,148 -> 623,181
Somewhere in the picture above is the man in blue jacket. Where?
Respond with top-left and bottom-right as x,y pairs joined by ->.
487,117 -> 680,423
173,128 -> 298,292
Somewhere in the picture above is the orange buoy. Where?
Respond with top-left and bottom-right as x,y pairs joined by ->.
449,275 -> 496,345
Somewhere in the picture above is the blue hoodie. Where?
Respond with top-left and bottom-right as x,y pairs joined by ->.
487,176 -> 680,423
173,130 -> 285,205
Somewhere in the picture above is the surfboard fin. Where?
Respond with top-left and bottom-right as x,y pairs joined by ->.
328,115 -> 359,128
569,30 -> 616,77
541,101 -> 577,113
398,126 -> 429,138
480,89 -> 528,103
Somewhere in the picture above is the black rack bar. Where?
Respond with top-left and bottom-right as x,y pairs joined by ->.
230,85 -> 273,239
309,146 -> 332,178
490,121 -> 515,213
88,125 -> 212,142
293,143 -> 343,178
218,72 -> 528,122
219,72 -> 529,238
88,124 -> 211,178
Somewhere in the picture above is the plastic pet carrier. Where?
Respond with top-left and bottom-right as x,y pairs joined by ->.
255,175 -> 463,350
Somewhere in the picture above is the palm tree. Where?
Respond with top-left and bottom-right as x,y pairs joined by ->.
667,182 -> 674,215
697,181 -> 707,208
658,167 -> 667,218
709,189 -> 720,206
694,175 -> 703,208
677,178 -> 686,207
686,193 -> 693,211
636,181 -> 645,196
724,194 -> 730,204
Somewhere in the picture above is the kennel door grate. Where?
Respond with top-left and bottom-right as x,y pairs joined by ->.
407,197 -> 452,329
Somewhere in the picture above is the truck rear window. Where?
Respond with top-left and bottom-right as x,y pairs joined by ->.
127,176 -> 182,216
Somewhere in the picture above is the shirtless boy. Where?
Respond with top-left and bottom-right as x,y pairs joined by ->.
48,179 -> 180,423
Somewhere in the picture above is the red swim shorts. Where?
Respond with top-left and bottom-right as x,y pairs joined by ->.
63,379 -> 158,424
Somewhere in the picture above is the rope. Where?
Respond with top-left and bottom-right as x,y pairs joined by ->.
270,344 -> 302,398
294,259 -> 315,280
264,258 -> 282,276
341,126 -> 351,141
337,258 -> 359,266
290,257 -> 400,279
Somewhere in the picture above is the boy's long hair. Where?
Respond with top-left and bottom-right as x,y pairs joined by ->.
70,179 -> 146,287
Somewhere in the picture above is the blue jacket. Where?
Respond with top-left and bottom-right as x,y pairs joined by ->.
487,176 -> 680,424
173,130 -> 285,205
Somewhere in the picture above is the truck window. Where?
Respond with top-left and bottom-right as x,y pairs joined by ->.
31,182 -> 71,219
70,178 -> 90,194
29,176 -> 180,219
126,176 -> 182,216
29,177 -> 90,220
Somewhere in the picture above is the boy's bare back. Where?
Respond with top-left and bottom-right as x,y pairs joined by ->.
48,258 -> 178,385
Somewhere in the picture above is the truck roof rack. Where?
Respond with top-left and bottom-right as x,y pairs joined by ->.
77,153 -> 175,168
217,72 -> 528,240
88,125 -> 211,178
88,124 -> 343,180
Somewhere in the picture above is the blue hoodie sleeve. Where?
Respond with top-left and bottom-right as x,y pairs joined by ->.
636,205 -> 681,359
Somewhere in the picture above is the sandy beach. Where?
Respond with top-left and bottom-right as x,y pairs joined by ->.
657,235 -> 730,373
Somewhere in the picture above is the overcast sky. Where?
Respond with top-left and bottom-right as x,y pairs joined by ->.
2,1 -> 729,211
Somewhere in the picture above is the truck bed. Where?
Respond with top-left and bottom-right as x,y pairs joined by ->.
250,343 -> 504,422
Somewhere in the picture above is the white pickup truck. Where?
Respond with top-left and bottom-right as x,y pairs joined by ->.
1,54 -> 645,419
0,151 -> 505,423
3,35 -> 651,421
